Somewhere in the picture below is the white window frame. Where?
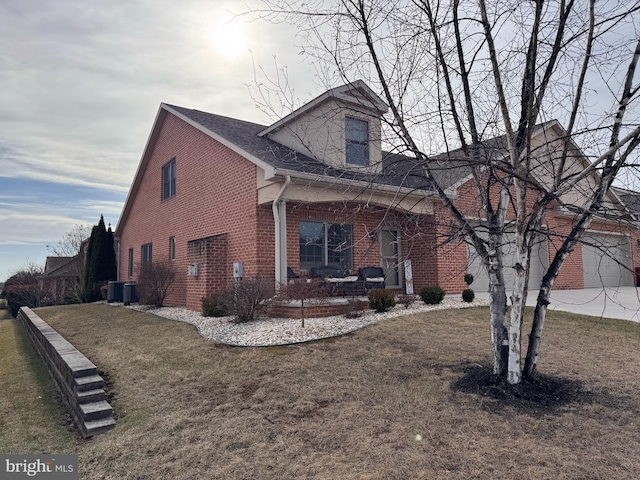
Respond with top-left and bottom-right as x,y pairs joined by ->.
345,117 -> 369,166
162,158 -> 176,200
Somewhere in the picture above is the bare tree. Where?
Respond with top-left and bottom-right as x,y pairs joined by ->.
137,260 -> 176,308
47,224 -> 92,303
47,224 -> 92,258
253,0 -> 640,384
277,278 -> 329,327
3,263 -> 48,317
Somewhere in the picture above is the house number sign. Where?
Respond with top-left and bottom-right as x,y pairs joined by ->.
404,260 -> 414,295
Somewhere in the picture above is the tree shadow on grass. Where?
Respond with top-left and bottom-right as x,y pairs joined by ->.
450,362 -> 596,416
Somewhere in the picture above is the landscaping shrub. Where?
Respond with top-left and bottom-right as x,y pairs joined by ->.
201,293 -> 229,317
223,275 -> 275,323
3,266 -> 48,317
368,288 -> 396,313
276,278 -> 327,327
137,260 -> 176,308
420,286 -> 445,305
462,288 -> 475,303
396,294 -> 415,309
462,274 -> 475,303
343,299 -> 369,318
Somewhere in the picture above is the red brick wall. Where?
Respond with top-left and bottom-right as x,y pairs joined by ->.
445,170 -> 639,291
117,112 -> 260,307
283,202 -> 439,291
186,234 -> 229,311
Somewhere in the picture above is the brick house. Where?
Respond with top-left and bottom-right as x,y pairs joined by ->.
115,81 -> 638,310
39,255 -> 83,304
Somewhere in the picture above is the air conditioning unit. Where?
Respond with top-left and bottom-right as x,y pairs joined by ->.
107,281 -> 125,303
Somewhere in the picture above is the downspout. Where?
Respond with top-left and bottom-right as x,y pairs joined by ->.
272,175 -> 291,287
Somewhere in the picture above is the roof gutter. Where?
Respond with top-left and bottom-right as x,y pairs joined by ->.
269,167 -> 439,199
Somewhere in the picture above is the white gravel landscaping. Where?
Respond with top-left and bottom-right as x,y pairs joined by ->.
121,296 -> 488,347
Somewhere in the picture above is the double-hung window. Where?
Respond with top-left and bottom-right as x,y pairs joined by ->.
127,248 -> 134,277
141,243 -> 153,268
345,117 -> 369,166
299,221 -> 353,270
169,236 -> 176,261
162,158 -> 176,200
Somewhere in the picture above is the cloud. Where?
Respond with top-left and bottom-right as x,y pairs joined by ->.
0,0 -> 317,280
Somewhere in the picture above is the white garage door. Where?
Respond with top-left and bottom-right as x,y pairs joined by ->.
467,232 -> 548,292
582,233 -> 633,288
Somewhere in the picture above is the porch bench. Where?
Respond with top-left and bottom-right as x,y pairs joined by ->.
309,266 -> 386,297
310,266 -> 362,296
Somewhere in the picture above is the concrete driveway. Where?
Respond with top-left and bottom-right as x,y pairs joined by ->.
474,287 -> 640,322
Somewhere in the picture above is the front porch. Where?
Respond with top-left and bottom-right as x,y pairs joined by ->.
270,296 -> 370,319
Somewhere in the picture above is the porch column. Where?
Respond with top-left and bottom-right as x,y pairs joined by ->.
278,199 -> 288,284
272,176 -> 291,286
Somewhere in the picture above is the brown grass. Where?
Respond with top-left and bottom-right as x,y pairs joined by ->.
4,303 -> 640,479
0,308 -> 78,453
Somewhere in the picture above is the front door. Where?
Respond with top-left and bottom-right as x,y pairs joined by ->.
380,229 -> 401,288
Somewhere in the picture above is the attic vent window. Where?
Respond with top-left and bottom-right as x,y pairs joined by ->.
162,158 -> 176,200
345,117 -> 369,166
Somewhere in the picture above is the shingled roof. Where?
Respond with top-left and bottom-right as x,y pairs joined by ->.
166,104 -> 445,193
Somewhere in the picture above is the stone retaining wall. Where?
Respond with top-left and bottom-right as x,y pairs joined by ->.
17,307 -> 115,438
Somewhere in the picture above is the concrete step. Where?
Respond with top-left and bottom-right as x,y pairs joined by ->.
75,374 -> 104,392
79,400 -> 113,422
83,417 -> 116,438
77,388 -> 106,404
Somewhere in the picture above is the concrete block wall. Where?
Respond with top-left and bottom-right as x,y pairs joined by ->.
17,307 -> 115,438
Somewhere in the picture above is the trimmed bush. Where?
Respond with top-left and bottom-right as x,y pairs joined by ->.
462,288 -> 475,303
201,293 -> 229,317
464,273 -> 474,286
420,286 -> 445,305
220,275 -> 275,323
137,260 -> 176,308
368,288 -> 396,313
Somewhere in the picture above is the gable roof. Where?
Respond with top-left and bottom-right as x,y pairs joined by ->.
258,80 -> 389,137
613,187 -> 640,217
167,104 -> 425,190
42,256 -> 79,278
115,102 -> 437,237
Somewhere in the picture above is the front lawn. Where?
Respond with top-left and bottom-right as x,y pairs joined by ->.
3,303 -> 640,479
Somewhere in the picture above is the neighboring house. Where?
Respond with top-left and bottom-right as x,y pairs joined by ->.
115,81 -> 639,311
39,256 -> 83,304
39,239 -> 88,304
430,122 -> 640,292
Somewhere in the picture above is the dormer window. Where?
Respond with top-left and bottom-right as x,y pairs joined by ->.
345,117 -> 369,166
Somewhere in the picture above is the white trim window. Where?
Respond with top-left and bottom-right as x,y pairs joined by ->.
162,158 -> 176,200
169,236 -> 176,261
299,221 -> 353,270
141,243 -> 153,266
128,248 -> 134,278
345,117 -> 369,166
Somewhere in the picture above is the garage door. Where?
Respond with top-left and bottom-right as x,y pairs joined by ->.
582,233 -> 633,288
467,232 -> 548,292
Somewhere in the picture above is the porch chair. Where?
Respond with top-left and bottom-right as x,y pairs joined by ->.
358,266 -> 386,291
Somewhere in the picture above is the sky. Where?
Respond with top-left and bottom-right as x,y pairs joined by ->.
1,1 -> 637,282
0,0 -> 318,282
